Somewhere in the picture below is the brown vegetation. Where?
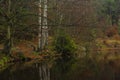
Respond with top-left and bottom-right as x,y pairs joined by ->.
106,25 -> 119,38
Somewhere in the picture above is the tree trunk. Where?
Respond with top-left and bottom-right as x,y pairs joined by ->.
42,0 -> 48,49
3,0 -> 12,55
38,0 -> 42,51
38,0 -> 48,52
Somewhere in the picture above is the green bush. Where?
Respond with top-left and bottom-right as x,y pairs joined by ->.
0,56 -> 10,67
53,32 -> 77,57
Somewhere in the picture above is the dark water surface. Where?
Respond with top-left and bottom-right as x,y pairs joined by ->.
0,51 -> 120,80
0,57 -> 75,80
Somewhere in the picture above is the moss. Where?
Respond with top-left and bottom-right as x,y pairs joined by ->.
0,55 -> 10,68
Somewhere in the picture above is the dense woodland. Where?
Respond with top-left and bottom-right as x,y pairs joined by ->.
1,0 -> 120,80
0,0 -> 120,56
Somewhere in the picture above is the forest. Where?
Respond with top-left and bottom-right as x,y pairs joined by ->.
0,0 -> 120,80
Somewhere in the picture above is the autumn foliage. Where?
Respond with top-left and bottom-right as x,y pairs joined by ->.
106,25 -> 118,38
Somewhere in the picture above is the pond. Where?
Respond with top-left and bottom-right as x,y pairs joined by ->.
0,51 -> 120,80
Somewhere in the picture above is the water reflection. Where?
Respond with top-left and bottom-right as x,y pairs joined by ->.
36,63 -> 50,80
0,55 -> 74,80
0,62 -> 50,80
50,56 -> 75,80
0,50 -> 120,80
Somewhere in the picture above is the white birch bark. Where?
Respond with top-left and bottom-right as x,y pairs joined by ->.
42,0 -> 48,49
38,0 -> 48,51
38,0 -> 42,51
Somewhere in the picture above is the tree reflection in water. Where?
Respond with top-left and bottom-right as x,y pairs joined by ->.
36,63 -> 50,80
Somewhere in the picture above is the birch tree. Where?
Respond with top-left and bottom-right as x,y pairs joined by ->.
38,0 -> 48,51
